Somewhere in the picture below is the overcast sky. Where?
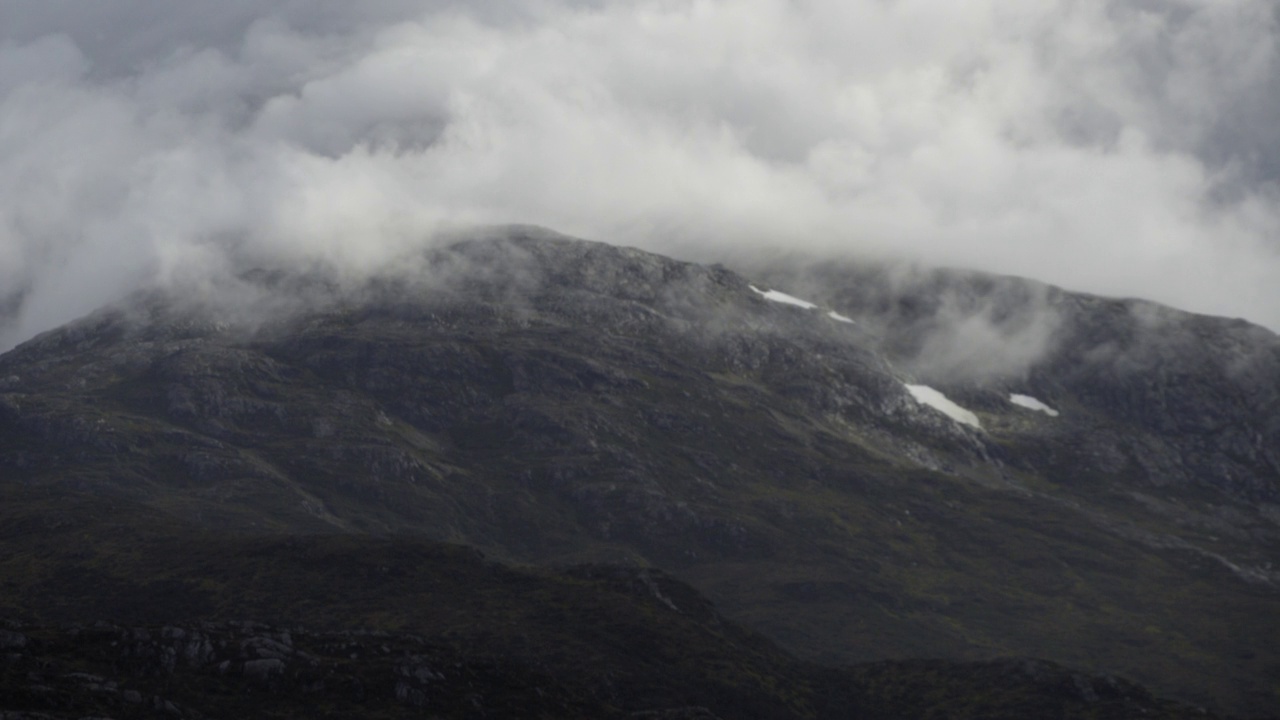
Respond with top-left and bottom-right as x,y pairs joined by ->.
1,0 -> 1278,349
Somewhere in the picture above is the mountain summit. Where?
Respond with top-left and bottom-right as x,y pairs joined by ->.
2,227 -> 1277,717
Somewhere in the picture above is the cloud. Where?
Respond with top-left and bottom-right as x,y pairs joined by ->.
1,0 -> 1278,350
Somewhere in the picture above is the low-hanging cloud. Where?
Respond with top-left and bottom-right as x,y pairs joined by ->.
2,0 -> 1279,350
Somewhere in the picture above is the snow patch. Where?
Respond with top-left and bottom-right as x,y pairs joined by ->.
749,285 -> 817,310
905,384 -> 981,429
1009,393 -> 1059,417
827,311 -> 855,324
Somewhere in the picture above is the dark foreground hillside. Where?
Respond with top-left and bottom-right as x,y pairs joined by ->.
0,518 -> 1231,720
2,227 -> 1278,716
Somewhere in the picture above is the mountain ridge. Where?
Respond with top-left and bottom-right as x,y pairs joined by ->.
2,226 -> 1278,715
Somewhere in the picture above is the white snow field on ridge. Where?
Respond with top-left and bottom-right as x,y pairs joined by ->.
1009,394 -> 1059,417
904,384 -> 981,429
749,285 -> 819,310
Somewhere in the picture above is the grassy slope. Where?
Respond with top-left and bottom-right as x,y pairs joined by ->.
0,498 -> 1237,720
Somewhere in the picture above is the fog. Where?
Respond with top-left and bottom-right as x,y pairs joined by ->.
2,0 -> 1278,350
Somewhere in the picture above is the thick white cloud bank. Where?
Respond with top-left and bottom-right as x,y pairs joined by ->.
2,0 -> 1279,349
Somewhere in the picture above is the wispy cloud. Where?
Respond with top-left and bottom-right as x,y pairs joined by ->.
2,0 -> 1278,349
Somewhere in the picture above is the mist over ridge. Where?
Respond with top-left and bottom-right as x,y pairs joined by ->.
3,0 -> 1280,351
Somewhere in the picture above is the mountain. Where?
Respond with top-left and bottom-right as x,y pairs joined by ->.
1,226 -> 1277,717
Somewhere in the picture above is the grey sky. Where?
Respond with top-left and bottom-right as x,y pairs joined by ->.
1,0 -> 1278,349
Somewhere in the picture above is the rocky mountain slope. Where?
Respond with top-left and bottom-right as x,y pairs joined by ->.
2,227 -> 1278,716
